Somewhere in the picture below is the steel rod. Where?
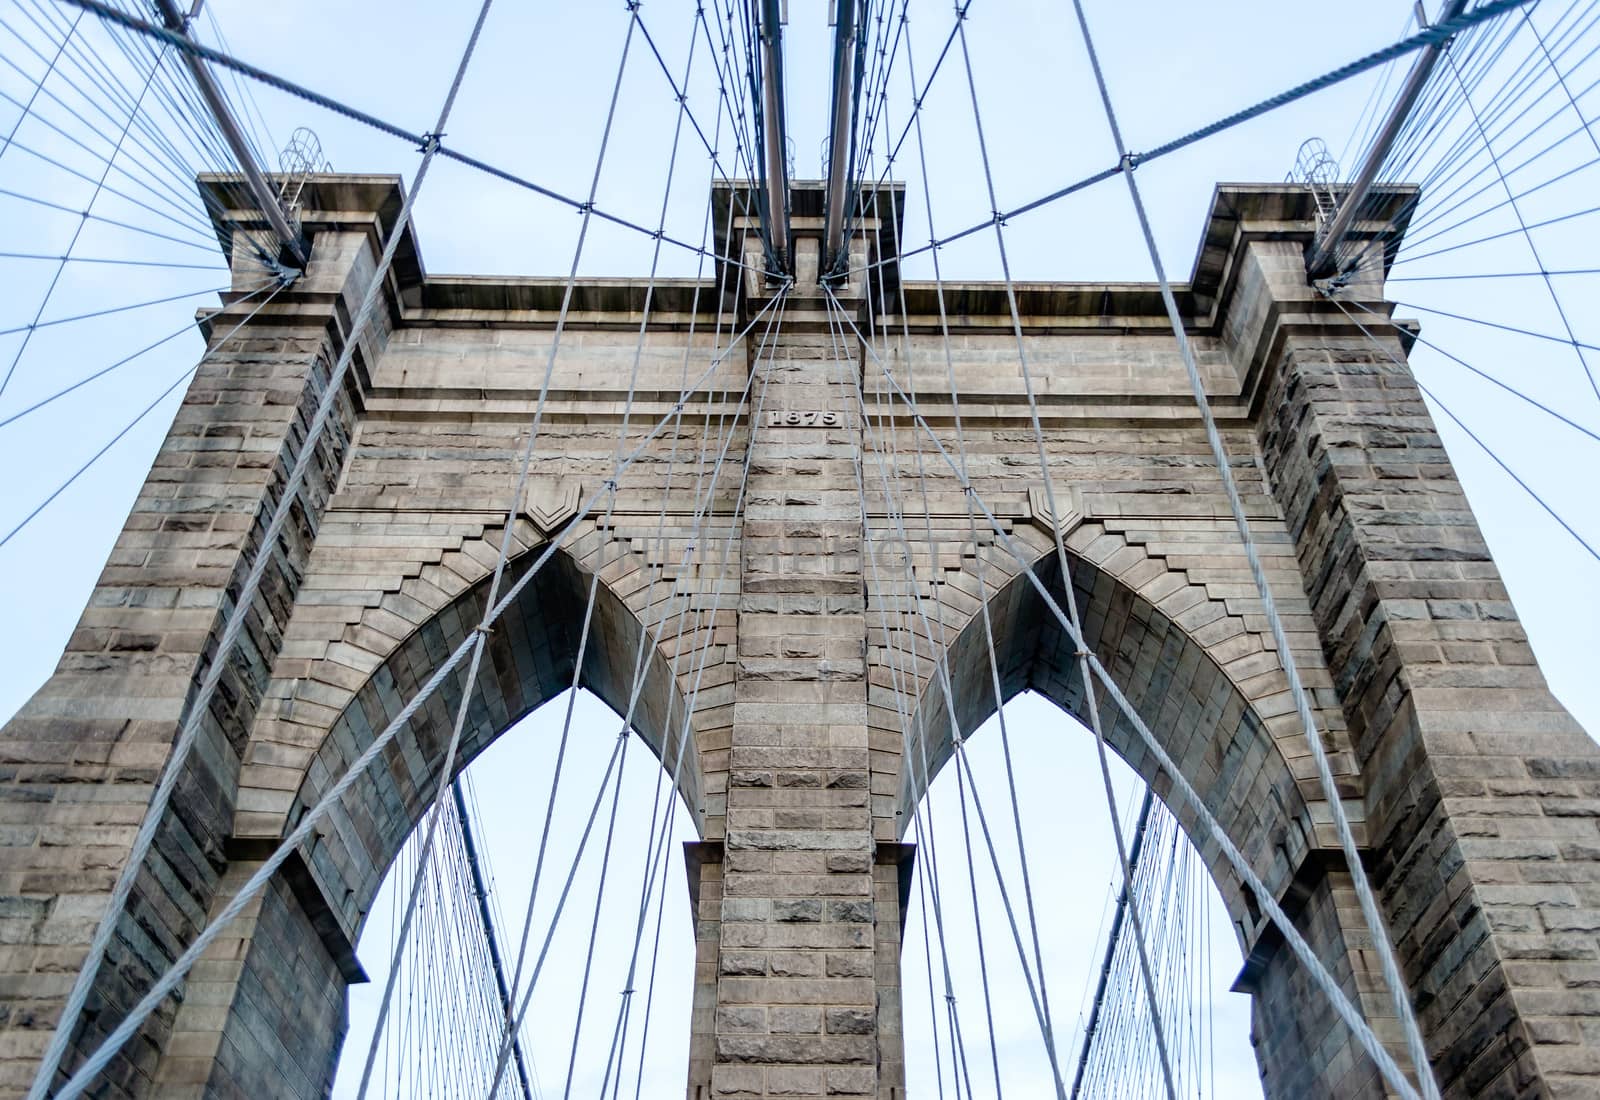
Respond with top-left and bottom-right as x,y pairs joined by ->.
758,0 -> 790,272
822,0 -> 856,279
152,0 -> 306,267
1306,0 -> 1468,277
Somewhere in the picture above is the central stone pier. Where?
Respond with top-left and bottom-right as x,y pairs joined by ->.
687,199 -> 905,1099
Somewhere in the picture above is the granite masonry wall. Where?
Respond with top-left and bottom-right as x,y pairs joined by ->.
0,180 -> 1593,1099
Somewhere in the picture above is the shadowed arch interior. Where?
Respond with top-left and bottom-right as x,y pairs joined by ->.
283,541 -> 705,943
896,545 -> 1394,1096
901,546 -> 1320,942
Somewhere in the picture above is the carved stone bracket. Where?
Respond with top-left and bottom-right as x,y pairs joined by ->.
1025,483 -> 1087,540
523,480 -> 582,537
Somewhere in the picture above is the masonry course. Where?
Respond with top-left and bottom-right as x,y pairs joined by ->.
0,177 -> 1594,1099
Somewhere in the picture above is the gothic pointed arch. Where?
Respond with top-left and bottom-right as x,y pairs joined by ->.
889,519 -> 1395,1097
230,512 -> 708,941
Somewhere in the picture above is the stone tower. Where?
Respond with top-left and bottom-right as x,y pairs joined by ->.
2,176 -> 1597,1099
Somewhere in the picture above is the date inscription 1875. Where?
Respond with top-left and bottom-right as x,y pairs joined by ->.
765,410 -> 842,427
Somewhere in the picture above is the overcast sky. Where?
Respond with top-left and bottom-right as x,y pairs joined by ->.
1,0 -> 1597,1096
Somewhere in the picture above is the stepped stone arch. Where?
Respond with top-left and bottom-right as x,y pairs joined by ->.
894,525 -> 1385,1096
901,529 -> 1335,918
155,519 -> 711,1098
261,533 -> 703,936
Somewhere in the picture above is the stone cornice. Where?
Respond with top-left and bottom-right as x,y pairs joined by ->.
201,175 -> 1416,336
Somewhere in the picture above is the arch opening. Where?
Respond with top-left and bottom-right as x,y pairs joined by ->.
282,540 -> 709,942
900,693 -> 1263,1098
901,545 -> 1323,940
228,536 -> 716,1098
889,541 -> 1388,1097
328,688 -> 699,1099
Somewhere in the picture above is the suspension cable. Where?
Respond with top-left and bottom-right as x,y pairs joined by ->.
842,0 -> 1535,284
1063,0 -> 1444,1092
53,0 -> 766,277
28,1 -> 499,1089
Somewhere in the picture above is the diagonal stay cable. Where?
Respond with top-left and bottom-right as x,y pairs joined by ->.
1391,265 -> 1600,280
0,281 -> 232,338
0,94 -> 220,236
823,283 -> 1068,1098
0,183 -> 225,252
0,250 -> 224,270
0,32 -> 169,399
946,7 -> 1176,1094
485,286 -> 792,1098
41,273 -> 785,1100
578,24 -> 750,1092
1330,297 -> 1599,563
845,0 -> 971,255
1388,197 -> 1600,268
622,297 -> 792,1100
832,289 -> 979,1100
1420,379 -> 1600,560
631,2 -> 753,186
488,266 -> 784,1068
831,297 -> 1425,1099
0,276 -> 289,551
3,0 -> 246,234
612,93 -> 758,1100
54,0 -> 767,278
818,289 -> 973,1099
1395,6 -> 1600,232
867,41 -> 1071,1066
1522,0 -> 1600,157
870,133 -> 1066,1093
830,155 -> 1076,1087
1070,789 -> 1156,1099
843,0 -> 1536,283
0,4 -> 83,163
0,275 -> 283,431
350,7 -> 642,1094
1443,47 -> 1600,403
25,0 -> 498,1088
578,274 -> 772,1094
1065,0 -> 1440,1094
818,288 -> 980,1078
0,130 -> 222,239
617,245 -> 788,1100
499,17 -> 720,1095
1338,295 -> 1600,443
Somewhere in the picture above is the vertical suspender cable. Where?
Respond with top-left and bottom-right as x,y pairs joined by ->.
450,781 -> 535,1100
1064,0 -> 1441,1094
26,0 -> 498,1093
832,293 -> 1425,1100
354,11 -> 641,1095
942,6 -> 1178,1095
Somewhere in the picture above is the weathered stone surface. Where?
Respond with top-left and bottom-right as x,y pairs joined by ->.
0,177 -> 1593,1100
